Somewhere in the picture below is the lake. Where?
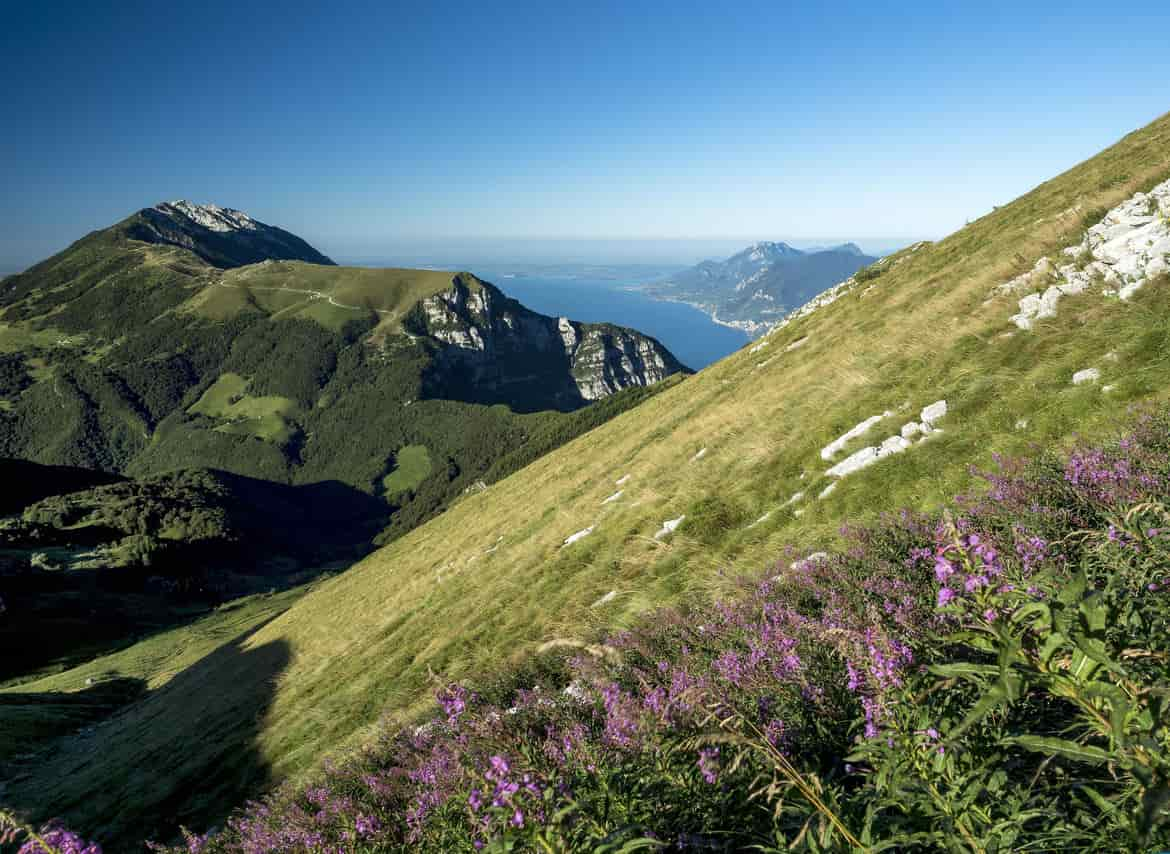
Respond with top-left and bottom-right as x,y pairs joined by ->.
477,272 -> 750,370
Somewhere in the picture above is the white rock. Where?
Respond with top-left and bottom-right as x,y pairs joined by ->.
782,491 -> 805,507
602,490 -> 623,505
691,447 -> 708,462
1072,367 -> 1101,385
749,511 -> 772,528
920,400 -> 948,425
749,341 -> 768,354
591,590 -> 618,608
563,526 -> 595,546
1003,178 -> 1170,326
880,435 -> 912,455
818,482 -> 837,499
785,336 -> 809,352
615,474 -> 631,486
900,421 -> 924,439
789,551 -> 829,570
654,515 -> 686,540
826,446 -> 878,478
821,412 -> 892,461
1102,384 -> 1115,393
1015,418 -> 1029,429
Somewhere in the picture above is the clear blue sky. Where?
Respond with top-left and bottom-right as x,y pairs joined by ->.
3,0 -> 1169,269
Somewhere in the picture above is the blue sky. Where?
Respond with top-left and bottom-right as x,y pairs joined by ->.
3,0 -> 1170,269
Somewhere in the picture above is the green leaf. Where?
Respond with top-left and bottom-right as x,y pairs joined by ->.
1037,631 -> 1068,668
1002,735 -> 1111,765
927,662 -> 999,682
1078,593 -> 1109,634
949,683 -> 1008,740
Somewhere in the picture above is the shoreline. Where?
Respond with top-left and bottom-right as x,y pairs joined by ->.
624,285 -> 771,339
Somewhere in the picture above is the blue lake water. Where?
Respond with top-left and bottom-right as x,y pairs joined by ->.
479,273 -> 750,370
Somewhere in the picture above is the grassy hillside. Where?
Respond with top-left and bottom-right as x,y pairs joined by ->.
5,111 -> 1170,846
0,228 -> 681,540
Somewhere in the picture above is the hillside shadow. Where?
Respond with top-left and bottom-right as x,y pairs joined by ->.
420,346 -> 589,413
0,676 -> 147,762
1,620 -> 292,852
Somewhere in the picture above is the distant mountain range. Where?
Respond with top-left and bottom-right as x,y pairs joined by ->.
644,240 -> 877,336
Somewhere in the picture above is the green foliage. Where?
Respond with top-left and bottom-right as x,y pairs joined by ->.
382,445 -> 434,498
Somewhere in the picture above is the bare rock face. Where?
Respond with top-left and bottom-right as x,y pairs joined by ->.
411,276 -> 687,412
1005,178 -> 1170,329
124,200 -> 336,268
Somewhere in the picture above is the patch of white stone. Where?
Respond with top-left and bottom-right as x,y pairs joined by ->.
616,474 -> 632,486
591,590 -> 618,608
824,400 -> 948,482
818,482 -> 837,500
821,412 -> 893,461
790,551 -> 829,570
691,447 -> 708,462
1072,367 -> 1101,385
784,336 -> 808,352
749,511 -> 772,528
782,491 -> 805,507
654,515 -> 686,540
563,526 -> 595,547
749,340 -> 768,354
602,490 -> 624,505
1003,178 -> 1170,330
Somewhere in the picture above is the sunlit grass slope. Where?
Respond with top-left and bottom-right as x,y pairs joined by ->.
6,111 -> 1170,845
185,262 -> 475,336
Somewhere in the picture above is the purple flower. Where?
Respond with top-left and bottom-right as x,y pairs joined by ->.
697,747 -> 720,784
937,587 -> 956,607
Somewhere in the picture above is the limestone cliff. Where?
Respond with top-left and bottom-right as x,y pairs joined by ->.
410,275 -> 688,411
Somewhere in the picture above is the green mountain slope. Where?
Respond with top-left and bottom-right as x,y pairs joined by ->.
5,111 -> 1170,846
0,205 -> 686,537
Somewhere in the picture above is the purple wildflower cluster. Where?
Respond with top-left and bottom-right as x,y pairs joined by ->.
16,828 -> 102,854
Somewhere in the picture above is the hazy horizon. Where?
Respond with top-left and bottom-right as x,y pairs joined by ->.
3,235 -> 914,277
4,1 -> 1170,272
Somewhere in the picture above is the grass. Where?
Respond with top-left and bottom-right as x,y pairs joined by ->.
0,586 -> 309,837
187,263 -> 472,334
187,372 -> 301,444
381,444 -> 433,498
5,111 -> 1170,847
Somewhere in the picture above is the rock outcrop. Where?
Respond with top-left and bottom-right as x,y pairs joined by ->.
1004,178 -> 1170,330
124,200 -> 336,268
412,275 -> 687,411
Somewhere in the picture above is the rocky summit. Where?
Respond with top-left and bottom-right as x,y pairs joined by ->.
415,275 -> 685,410
124,199 -> 336,268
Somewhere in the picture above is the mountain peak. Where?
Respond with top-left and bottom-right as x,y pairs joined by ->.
124,201 -> 335,268
742,240 -> 802,262
827,242 -> 866,256
152,200 -> 261,233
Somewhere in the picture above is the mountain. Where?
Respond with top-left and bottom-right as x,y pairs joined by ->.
5,110 -> 1170,847
646,239 -> 878,336
126,200 -> 336,268
0,204 -> 686,544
